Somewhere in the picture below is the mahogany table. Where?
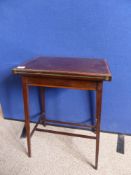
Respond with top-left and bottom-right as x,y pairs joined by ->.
13,56 -> 112,169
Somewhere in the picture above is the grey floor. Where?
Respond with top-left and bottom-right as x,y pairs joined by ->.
0,119 -> 131,175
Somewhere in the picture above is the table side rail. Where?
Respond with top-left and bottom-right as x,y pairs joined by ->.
23,76 -> 97,90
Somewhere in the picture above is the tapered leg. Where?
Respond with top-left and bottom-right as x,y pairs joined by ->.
95,82 -> 103,169
39,87 -> 46,126
22,77 -> 31,157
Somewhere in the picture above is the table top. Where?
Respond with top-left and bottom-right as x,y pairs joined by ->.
13,56 -> 112,81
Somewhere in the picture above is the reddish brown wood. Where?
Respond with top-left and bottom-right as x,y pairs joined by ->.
35,128 -> 96,139
13,56 -> 112,81
45,119 -> 96,129
95,82 -> 103,169
30,115 -> 44,138
26,76 -> 97,90
22,77 -> 31,157
40,87 -> 45,114
13,56 -> 112,169
39,87 -> 46,126
30,117 -> 96,138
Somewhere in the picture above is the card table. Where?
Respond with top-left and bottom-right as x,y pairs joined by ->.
13,56 -> 112,169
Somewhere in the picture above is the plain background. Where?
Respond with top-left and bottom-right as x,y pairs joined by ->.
0,0 -> 131,134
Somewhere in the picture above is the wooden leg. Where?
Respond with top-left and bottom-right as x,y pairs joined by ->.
95,82 -> 103,169
39,87 -> 46,126
22,77 -> 31,157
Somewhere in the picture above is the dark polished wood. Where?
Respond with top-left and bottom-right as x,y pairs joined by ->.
22,77 -> 31,157
95,82 -> 103,169
13,56 -> 112,170
13,56 -> 111,81
45,119 -> 96,129
25,76 -> 97,90
39,87 -> 46,126
35,128 -> 96,139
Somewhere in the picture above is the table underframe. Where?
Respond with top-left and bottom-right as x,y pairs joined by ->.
22,76 -> 103,170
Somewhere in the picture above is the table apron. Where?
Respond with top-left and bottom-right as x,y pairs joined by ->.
23,76 -> 97,90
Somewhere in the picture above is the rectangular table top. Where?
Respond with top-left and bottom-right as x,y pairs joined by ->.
13,56 -> 112,81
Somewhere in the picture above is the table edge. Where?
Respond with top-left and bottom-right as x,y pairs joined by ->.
12,68 -> 112,81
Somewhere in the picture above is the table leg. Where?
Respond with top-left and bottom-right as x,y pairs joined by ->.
95,82 -> 103,169
39,87 -> 46,126
22,77 -> 31,157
